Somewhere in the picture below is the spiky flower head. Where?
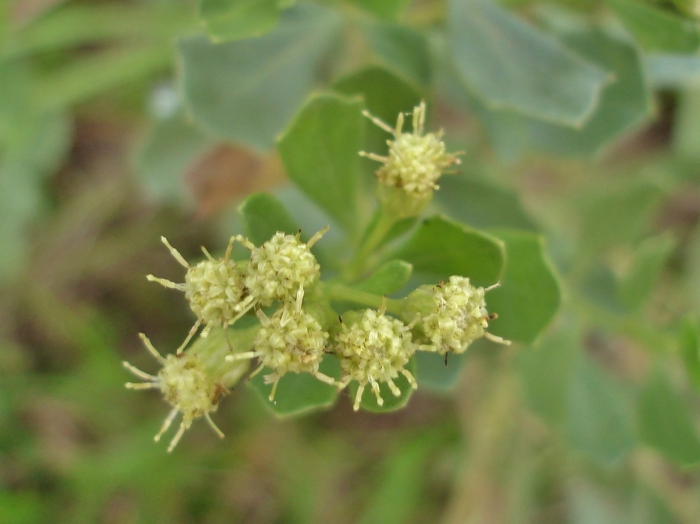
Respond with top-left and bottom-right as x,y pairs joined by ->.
405,276 -> 510,355
123,332 -> 237,452
147,237 -> 254,350
238,227 -> 328,307
235,304 -> 335,401
360,101 -> 462,201
335,304 -> 417,411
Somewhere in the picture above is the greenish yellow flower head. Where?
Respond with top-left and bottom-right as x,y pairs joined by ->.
229,304 -> 334,401
238,227 -> 328,308
407,276 -> 510,355
335,304 -> 417,411
147,236 -> 254,350
123,334 -> 226,453
360,101 -> 462,200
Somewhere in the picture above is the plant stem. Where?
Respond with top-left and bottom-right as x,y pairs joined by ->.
321,282 -> 404,316
344,209 -> 397,281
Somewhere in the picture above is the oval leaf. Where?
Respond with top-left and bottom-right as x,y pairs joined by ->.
278,93 -> 364,234
238,192 -> 301,245
386,215 -> 505,287
353,259 -> 413,295
248,355 -> 341,417
566,354 -> 636,464
448,0 -> 608,126
637,367 -> 700,466
178,3 -> 343,151
485,229 -> 561,344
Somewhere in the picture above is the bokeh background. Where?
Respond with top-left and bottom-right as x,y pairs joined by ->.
4,0 -> 700,523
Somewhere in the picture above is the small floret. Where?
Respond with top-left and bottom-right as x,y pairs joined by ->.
360,101 -> 462,199
406,276 -> 510,355
227,299 -> 335,401
335,303 -> 417,411
123,334 -> 225,452
147,236 -> 254,351
237,227 -> 327,308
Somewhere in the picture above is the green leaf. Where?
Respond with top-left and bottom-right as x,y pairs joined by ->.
472,30 -> 651,159
238,192 -> 301,245
414,342 -> 473,392
361,22 -> 432,87
199,0 -> 279,42
348,357 -> 417,412
277,93 -> 364,234
435,175 -> 539,231
134,114 -> 212,204
248,355 -> 341,417
515,327 -> 577,428
344,0 -> 412,20
178,3 -> 343,151
387,215 -> 505,287
680,315 -> 700,391
354,259 -> 413,295
486,229 -> 561,344
579,182 -> 664,253
606,0 -> 700,53
674,88 -> 700,160
448,0 -> 609,127
618,233 -> 676,311
637,368 -> 700,466
566,354 -> 635,464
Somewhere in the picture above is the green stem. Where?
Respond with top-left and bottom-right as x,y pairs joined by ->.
321,282 -> 404,316
345,209 -> 397,281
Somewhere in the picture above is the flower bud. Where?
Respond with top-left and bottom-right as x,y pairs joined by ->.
404,276 -> 510,355
123,329 -> 249,452
147,237 -> 254,350
238,227 -> 328,307
335,305 -> 417,411
249,305 -> 333,401
360,101 -> 462,217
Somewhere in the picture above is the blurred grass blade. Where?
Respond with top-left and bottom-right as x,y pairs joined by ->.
35,45 -> 172,110
606,0 -> 700,53
618,233 -> 675,311
5,4 -> 197,57
200,0 -> 280,42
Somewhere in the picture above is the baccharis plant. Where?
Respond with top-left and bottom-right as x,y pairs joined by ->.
125,101 -> 514,451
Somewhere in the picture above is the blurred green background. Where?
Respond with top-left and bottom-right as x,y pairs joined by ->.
4,0 -> 700,522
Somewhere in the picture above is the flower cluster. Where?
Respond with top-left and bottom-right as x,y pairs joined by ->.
404,276 -> 510,355
336,302 -> 418,411
123,329 -> 248,452
124,103 -> 511,451
360,101 -> 462,217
